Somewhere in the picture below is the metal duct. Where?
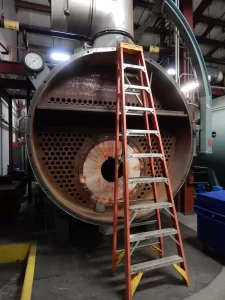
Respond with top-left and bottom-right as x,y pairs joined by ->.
51,0 -> 134,46
207,67 -> 223,84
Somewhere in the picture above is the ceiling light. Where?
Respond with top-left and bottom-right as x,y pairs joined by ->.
167,68 -> 176,75
51,52 -> 70,62
180,81 -> 199,93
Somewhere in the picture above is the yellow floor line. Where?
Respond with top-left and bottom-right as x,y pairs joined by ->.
0,242 -> 31,263
21,242 -> 37,300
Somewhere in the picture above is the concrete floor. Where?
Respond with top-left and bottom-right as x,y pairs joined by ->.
178,213 -> 225,300
0,208 -> 225,300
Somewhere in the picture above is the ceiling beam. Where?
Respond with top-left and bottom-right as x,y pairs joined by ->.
198,15 -> 225,27
134,0 -> 155,9
15,0 -> 50,14
194,0 -> 213,26
134,24 -> 170,35
201,25 -> 214,37
205,46 -> 220,58
204,57 -> 225,65
135,24 -> 225,48
196,36 -> 225,48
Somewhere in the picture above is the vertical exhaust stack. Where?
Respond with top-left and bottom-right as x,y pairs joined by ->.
51,0 -> 134,47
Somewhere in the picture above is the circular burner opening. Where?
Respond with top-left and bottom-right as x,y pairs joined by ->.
101,157 -> 123,182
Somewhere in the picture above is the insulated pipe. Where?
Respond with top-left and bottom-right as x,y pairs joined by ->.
51,0 -> 134,46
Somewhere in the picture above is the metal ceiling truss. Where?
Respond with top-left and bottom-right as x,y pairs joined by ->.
193,0 -> 213,26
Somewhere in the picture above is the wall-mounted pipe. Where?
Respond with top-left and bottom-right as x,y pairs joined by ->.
0,16 -> 90,41
51,0 -> 134,47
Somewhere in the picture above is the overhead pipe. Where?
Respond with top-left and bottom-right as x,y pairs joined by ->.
0,16 -> 90,41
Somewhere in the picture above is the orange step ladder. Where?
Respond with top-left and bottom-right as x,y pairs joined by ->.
112,42 -> 190,300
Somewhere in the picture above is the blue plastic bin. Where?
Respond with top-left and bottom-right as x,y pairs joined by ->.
195,191 -> 225,255
212,186 -> 223,192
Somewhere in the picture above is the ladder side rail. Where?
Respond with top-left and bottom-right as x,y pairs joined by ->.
112,49 -> 122,274
140,52 -> 189,283
137,52 -> 164,257
120,47 -> 132,300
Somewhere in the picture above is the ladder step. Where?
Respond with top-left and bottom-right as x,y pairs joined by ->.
124,153 -> 163,159
122,129 -> 158,136
130,255 -> 183,275
117,198 -> 155,203
128,177 -> 168,184
129,202 -> 173,211
117,219 -> 157,230
123,64 -> 145,71
130,228 -> 177,243
117,241 -> 159,253
124,72 -> 139,78
125,106 -> 154,113
124,84 -> 148,91
124,84 -> 149,95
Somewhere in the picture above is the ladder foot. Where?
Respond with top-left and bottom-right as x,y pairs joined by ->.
173,264 -> 190,286
131,272 -> 143,296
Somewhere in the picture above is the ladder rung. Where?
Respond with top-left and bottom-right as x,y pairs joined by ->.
128,177 -> 168,184
130,255 -> 183,275
124,84 -> 149,93
117,198 -> 155,203
125,106 -> 154,113
130,228 -> 177,243
121,129 -> 158,136
121,153 -> 163,159
124,72 -> 139,78
117,241 -> 159,253
124,91 -> 141,96
118,219 -> 157,230
129,202 -> 173,211
123,64 -> 145,71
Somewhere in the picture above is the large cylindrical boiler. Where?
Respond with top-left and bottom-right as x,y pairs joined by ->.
26,0 -> 193,225
27,49 -> 193,224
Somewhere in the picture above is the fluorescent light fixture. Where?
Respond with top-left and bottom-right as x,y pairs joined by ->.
208,75 -> 211,81
167,68 -> 176,75
180,81 -> 199,93
51,52 -> 70,62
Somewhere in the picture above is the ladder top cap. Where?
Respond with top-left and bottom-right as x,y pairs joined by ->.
117,42 -> 143,54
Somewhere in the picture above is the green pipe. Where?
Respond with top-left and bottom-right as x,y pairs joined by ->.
164,0 -> 212,154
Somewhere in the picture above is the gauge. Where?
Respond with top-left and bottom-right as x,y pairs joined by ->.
23,51 -> 44,72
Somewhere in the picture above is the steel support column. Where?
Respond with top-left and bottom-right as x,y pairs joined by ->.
179,0 -> 194,214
